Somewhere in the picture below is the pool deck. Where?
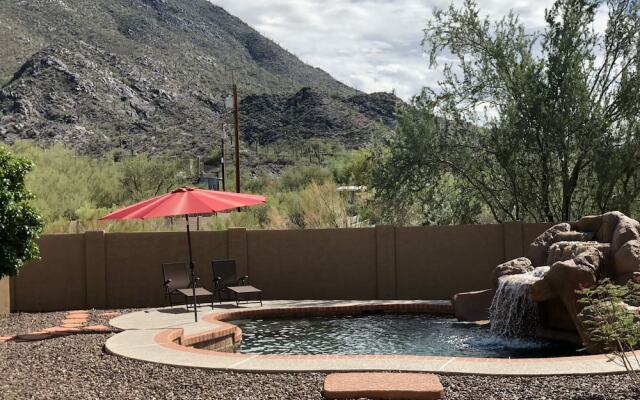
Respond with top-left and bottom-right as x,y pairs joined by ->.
106,300 -> 633,375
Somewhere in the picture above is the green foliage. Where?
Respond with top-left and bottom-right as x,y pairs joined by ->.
373,107 -> 489,225
119,155 -> 189,202
578,279 -> 640,382
378,0 -> 640,224
0,145 -> 43,278
9,141 -> 362,232
331,148 -> 374,186
279,165 -> 333,191
10,141 -> 191,232
11,141 -> 121,224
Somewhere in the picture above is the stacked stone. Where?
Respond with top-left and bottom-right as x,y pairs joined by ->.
492,211 -> 640,346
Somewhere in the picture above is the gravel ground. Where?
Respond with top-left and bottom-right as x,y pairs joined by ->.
0,311 -> 67,336
1,311 -> 639,400
87,308 -> 141,328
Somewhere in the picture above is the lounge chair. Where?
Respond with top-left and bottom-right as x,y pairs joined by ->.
162,262 -> 214,309
211,259 -> 263,307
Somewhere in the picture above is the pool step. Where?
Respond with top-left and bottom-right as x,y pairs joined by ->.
323,372 -> 444,400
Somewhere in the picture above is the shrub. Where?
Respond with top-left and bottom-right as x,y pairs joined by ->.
0,146 -> 43,278
577,279 -> 640,384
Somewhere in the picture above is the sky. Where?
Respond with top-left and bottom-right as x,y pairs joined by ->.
209,0 -> 603,100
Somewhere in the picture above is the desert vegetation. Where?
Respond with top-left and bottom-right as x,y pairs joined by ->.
373,0 -> 640,225
8,140 -> 373,233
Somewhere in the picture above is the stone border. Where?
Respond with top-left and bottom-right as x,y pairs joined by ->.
105,301 -> 635,375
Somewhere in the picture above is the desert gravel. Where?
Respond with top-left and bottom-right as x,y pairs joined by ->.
1,311 -> 639,399
0,311 -> 66,336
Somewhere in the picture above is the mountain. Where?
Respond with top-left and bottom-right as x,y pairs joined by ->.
0,0 -> 400,156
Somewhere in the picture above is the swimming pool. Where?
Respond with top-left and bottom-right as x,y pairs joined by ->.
233,313 -> 579,358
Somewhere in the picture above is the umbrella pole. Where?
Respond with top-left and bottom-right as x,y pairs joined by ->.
185,215 -> 198,322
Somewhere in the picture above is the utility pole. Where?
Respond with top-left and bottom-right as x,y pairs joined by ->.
232,71 -> 241,193
220,119 -> 226,192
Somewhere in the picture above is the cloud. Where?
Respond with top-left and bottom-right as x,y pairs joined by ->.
209,0 -> 605,100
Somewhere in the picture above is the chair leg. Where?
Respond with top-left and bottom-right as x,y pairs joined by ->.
165,291 -> 171,307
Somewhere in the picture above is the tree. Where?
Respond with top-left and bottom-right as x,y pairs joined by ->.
0,146 -> 43,278
120,155 -> 190,202
376,0 -> 640,224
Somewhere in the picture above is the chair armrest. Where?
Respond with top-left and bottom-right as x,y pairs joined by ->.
163,279 -> 172,287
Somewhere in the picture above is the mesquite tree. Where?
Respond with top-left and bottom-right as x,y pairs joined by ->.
0,146 -> 43,278
375,0 -> 640,223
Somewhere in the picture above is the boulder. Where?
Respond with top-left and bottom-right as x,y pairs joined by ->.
610,216 -> 640,254
553,231 -> 595,243
531,247 -> 603,345
546,241 -> 610,267
571,214 -> 602,233
596,211 -> 624,243
531,254 -> 598,302
452,289 -> 495,322
613,240 -> 640,276
488,212 -> 640,350
491,257 -> 532,289
526,223 -> 571,266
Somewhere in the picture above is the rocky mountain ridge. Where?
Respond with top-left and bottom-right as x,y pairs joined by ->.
0,0 -> 400,156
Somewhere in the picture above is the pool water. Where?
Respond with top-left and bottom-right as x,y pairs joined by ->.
233,313 -> 580,358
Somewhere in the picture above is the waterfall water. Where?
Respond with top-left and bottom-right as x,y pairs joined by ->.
489,267 -> 549,337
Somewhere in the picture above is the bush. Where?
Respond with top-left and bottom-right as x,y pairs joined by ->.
279,165 -> 332,191
578,279 -> 640,384
0,146 -> 43,278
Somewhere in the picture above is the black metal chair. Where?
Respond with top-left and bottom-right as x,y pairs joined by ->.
162,262 -> 214,309
211,259 -> 262,306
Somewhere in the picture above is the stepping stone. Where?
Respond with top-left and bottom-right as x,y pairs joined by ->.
98,311 -> 121,317
323,373 -> 444,400
67,310 -> 89,314
0,336 -> 14,343
65,313 -> 90,320
42,327 -> 80,335
61,323 -> 84,329
14,331 -> 54,342
62,318 -> 86,324
82,325 -> 112,333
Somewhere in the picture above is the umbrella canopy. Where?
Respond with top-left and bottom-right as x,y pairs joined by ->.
100,187 -> 266,322
100,187 -> 266,220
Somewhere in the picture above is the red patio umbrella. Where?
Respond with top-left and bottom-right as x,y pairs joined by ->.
100,187 -> 266,321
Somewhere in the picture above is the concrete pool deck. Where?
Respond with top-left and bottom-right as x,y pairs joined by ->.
105,300 -> 633,375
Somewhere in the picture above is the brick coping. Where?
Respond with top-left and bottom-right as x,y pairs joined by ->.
105,300 -> 635,375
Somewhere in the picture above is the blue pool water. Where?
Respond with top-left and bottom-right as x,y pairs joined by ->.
232,313 -> 580,358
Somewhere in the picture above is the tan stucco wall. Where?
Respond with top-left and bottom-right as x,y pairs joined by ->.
395,224 -> 505,299
0,277 -> 10,315
10,222 -> 552,312
12,234 -> 86,311
105,231 -> 228,308
247,228 -> 377,300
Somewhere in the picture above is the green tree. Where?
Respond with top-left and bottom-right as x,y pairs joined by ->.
374,107 -> 486,225
119,155 -> 190,202
376,0 -> 640,224
0,146 -> 43,278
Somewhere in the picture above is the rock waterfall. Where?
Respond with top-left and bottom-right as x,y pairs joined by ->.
489,268 -> 549,337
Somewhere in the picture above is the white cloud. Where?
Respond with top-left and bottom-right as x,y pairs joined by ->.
209,0 -> 607,100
